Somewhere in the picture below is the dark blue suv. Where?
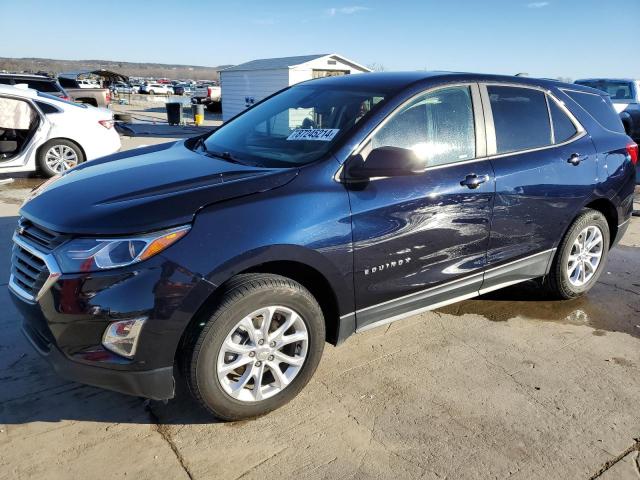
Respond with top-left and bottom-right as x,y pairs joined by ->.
10,72 -> 637,420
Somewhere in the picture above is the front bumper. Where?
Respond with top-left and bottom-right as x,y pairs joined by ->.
22,320 -> 174,400
9,245 -> 215,400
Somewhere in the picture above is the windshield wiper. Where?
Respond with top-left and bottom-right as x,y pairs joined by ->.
205,149 -> 248,165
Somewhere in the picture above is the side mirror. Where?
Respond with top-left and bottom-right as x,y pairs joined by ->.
345,146 -> 425,180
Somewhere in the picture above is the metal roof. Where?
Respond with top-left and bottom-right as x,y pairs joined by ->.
58,69 -> 129,82
221,54 -> 369,72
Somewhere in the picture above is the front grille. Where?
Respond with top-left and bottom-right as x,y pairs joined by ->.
11,243 -> 49,298
9,217 -> 65,302
17,218 -> 68,252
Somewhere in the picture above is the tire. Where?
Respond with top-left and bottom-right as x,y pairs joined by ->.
149,90 -> 155,95
37,139 -> 85,177
546,208 -> 610,299
183,274 -> 325,421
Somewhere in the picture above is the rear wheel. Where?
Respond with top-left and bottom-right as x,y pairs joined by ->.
183,274 -> 325,420
37,139 -> 84,177
546,209 -> 609,299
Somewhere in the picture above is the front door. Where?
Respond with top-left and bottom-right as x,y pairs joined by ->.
346,84 -> 494,330
0,95 -> 45,169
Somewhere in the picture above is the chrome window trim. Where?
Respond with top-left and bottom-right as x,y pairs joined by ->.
9,233 -> 62,302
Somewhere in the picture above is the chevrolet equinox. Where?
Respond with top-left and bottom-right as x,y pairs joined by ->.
10,72 -> 637,420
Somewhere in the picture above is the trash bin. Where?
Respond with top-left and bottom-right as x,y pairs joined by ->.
192,103 -> 204,126
166,102 -> 182,125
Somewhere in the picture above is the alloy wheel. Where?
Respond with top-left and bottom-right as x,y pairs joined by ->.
45,145 -> 78,173
566,225 -> 603,287
216,306 -> 308,403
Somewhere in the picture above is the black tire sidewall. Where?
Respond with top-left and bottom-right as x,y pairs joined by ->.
191,279 -> 325,420
553,210 -> 610,298
37,139 -> 84,177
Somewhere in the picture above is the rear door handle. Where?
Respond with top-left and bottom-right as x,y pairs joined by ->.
567,153 -> 582,166
460,174 -> 489,189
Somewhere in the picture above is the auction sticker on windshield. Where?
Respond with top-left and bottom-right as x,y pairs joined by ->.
287,129 -> 340,141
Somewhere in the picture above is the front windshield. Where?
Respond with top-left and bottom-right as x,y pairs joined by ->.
203,84 -> 388,167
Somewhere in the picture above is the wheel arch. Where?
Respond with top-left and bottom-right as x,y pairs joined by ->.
174,251 -> 353,369
584,197 -> 618,248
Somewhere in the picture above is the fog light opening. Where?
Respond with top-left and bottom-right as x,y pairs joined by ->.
102,318 -> 147,358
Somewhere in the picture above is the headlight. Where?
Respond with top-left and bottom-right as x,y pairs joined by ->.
54,225 -> 190,273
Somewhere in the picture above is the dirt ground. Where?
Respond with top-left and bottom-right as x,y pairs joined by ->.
0,135 -> 639,479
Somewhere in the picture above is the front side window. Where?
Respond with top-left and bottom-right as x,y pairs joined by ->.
371,86 -> 476,167
203,84 -> 389,167
488,86 -> 551,154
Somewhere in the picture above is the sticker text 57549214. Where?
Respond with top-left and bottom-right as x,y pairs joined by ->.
286,129 -> 340,141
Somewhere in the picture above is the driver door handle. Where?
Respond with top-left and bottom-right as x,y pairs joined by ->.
460,174 -> 489,189
567,153 -> 582,166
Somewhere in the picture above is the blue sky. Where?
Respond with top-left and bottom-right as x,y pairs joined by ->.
1,0 -> 638,79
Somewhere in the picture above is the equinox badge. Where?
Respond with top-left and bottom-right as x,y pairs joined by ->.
364,257 -> 411,275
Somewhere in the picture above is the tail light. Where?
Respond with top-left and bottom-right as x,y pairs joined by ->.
106,91 -> 111,103
98,120 -> 114,129
627,143 -> 638,166
61,95 -> 71,101
207,86 -> 213,97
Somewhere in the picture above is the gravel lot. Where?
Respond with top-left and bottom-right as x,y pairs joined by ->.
0,133 -> 639,479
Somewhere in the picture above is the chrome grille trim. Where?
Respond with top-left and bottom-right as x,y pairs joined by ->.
9,233 -> 62,303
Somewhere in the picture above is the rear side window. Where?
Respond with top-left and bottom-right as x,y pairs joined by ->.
27,80 -> 59,93
548,99 -> 577,143
563,90 -> 625,134
371,86 -> 476,167
488,86 -> 551,154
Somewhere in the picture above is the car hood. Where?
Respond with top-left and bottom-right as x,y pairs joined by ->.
21,141 -> 298,235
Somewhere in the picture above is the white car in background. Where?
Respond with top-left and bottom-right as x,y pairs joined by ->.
140,83 -> 174,95
0,84 -> 121,177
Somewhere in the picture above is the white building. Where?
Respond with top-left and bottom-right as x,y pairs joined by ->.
220,54 -> 370,121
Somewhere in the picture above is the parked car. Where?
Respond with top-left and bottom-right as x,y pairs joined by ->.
0,84 -> 120,177
111,82 -> 135,94
57,76 -> 111,107
140,83 -> 174,95
10,72 -> 636,420
192,82 -> 221,111
173,84 -> 192,96
77,79 -> 101,89
574,78 -> 640,142
0,73 -> 70,100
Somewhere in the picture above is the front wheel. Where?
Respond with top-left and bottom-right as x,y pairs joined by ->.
183,274 -> 325,420
546,209 -> 610,299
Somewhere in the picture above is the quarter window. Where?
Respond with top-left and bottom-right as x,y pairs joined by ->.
548,99 -> 577,143
563,90 -> 625,134
488,86 -> 551,154
371,86 -> 476,168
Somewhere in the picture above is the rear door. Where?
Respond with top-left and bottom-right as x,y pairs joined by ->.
347,84 -> 495,329
480,83 -> 596,292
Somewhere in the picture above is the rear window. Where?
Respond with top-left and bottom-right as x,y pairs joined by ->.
574,80 -> 634,100
0,77 -> 60,93
488,86 -> 551,154
563,90 -> 625,134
